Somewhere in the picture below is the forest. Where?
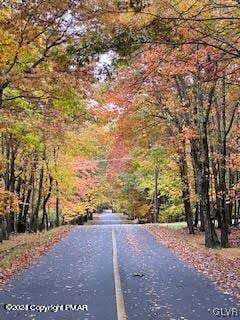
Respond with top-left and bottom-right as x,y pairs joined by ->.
0,0 -> 239,249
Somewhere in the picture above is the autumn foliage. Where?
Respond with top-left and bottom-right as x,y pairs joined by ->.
0,0 -> 239,250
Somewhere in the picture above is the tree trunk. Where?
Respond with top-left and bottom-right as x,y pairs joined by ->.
56,181 -> 60,227
17,173 -> 34,233
41,175 -> 53,231
199,119 -> 219,247
0,215 -> 9,240
179,142 -> 194,234
33,166 -> 44,232
153,167 -> 159,223
0,82 -> 8,109
191,139 -> 205,231
216,76 -> 229,247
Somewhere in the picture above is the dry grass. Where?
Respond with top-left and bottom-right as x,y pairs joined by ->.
0,226 -> 69,253
177,227 -> 240,260
156,222 -> 240,260
0,226 -> 73,286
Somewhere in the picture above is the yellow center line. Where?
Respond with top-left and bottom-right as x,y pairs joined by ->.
112,228 -> 127,320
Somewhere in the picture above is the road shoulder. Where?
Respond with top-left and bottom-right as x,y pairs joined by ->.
146,224 -> 240,300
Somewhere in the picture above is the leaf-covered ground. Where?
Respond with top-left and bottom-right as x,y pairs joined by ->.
0,226 -> 73,288
146,225 -> 240,300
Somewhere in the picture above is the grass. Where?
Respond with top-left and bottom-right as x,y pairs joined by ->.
157,221 -> 187,230
157,222 -> 240,260
0,226 -> 72,269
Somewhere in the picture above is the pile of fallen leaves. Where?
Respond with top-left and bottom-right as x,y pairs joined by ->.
146,225 -> 240,300
0,226 -> 73,288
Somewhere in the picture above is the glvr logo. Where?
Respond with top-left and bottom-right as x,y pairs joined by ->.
211,308 -> 240,317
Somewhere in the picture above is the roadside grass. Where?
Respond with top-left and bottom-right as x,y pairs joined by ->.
156,222 -> 240,260
0,226 -> 73,286
0,244 -> 30,269
157,222 -> 187,230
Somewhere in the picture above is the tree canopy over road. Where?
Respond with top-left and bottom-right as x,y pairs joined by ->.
0,0 -> 240,249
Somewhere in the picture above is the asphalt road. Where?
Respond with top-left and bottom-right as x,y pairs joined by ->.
0,210 -> 238,320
